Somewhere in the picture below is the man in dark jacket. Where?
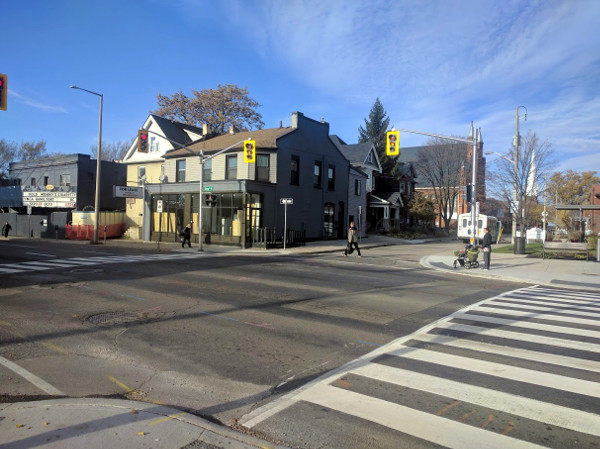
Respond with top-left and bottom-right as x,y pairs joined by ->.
2,221 -> 12,238
182,222 -> 192,248
481,227 -> 492,270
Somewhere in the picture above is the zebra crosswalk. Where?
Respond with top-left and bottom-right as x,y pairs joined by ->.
0,252 -> 205,274
241,286 -> 600,448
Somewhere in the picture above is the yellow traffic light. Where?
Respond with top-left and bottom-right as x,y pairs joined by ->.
0,73 -> 7,111
244,140 -> 256,163
137,129 -> 149,153
386,130 -> 399,156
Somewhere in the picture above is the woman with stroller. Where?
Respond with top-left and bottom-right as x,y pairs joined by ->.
481,227 -> 492,270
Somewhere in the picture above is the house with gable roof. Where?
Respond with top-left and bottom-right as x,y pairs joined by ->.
332,136 -> 416,232
125,112 -> 351,246
120,114 -> 210,239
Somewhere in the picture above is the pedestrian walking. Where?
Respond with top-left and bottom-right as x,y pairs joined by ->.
181,222 -> 192,248
343,221 -> 361,257
2,221 -> 12,238
481,226 -> 492,270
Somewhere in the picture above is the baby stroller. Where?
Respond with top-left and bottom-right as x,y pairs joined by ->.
453,244 -> 479,269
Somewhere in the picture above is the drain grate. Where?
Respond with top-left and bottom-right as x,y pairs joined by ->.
87,311 -> 145,326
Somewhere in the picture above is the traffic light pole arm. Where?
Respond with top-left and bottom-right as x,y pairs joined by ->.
396,127 -> 479,244
395,129 -> 473,144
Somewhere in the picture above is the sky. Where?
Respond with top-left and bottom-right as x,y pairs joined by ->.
2,0 -> 599,174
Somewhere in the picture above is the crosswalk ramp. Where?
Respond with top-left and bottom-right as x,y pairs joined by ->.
0,252 -> 205,274
241,286 -> 600,448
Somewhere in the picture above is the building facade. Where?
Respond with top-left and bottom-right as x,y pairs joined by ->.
124,112 -> 351,247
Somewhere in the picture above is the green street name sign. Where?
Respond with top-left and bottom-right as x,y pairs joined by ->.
203,186 -> 214,192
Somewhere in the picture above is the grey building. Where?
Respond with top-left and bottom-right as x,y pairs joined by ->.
2,154 -> 126,213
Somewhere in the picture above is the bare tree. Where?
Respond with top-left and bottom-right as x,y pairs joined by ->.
487,131 -> 555,231
415,137 -> 468,232
0,139 -> 50,184
91,140 -> 132,161
153,84 -> 264,133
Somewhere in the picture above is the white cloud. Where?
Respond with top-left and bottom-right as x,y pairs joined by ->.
10,90 -> 68,113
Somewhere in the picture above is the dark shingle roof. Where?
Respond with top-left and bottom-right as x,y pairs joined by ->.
150,115 -> 206,146
330,135 -> 373,164
164,127 -> 296,157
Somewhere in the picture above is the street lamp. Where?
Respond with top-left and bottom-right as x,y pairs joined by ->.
70,85 -> 103,244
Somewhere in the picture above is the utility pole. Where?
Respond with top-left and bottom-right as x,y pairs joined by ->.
513,106 -> 527,252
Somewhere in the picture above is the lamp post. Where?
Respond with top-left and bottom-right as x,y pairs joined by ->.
70,85 -> 103,244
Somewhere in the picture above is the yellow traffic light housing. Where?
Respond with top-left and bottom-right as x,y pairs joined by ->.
137,129 -> 149,153
386,130 -> 399,156
0,73 -> 7,111
244,139 -> 256,163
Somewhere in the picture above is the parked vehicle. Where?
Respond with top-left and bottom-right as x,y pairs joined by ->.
457,213 -> 502,243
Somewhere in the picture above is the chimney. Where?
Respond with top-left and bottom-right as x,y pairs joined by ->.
202,123 -> 211,135
229,125 -> 235,134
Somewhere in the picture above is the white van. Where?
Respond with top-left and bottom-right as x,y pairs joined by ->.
457,213 -> 502,243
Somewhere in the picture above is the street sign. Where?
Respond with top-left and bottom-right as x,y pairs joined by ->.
541,211 -> 548,217
280,198 -> 293,204
157,200 -> 163,213
203,186 -> 214,192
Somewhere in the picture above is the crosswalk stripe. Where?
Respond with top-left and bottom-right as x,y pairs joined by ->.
348,363 -> 600,437
385,344 -> 600,398
298,383 -> 547,449
453,312 -> 600,339
412,333 -> 600,373
0,252 -> 206,274
472,304 -> 600,324
242,286 -> 600,448
0,267 -> 26,273
491,297 -> 600,313
436,321 -> 600,353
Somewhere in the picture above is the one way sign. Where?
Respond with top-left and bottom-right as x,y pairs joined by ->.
280,198 -> 293,204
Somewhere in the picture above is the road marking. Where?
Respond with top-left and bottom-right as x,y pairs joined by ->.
41,342 -> 66,353
412,333 -> 600,373
108,375 -> 133,392
0,355 -> 64,396
25,252 -> 56,257
298,383 -> 546,449
348,363 -> 600,437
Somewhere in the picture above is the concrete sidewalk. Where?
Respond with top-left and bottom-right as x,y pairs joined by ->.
422,249 -> 600,291
1,235 -> 598,448
0,398 -> 285,449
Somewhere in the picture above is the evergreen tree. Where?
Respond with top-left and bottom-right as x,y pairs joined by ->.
358,98 -> 397,175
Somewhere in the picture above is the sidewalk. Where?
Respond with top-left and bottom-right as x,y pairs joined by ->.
422,249 -> 600,291
1,235 -> 598,448
0,398 -> 286,449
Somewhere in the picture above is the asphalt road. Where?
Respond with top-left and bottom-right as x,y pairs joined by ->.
0,238 -> 548,447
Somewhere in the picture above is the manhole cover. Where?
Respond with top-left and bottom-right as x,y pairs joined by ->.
86,311 -> 163,326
